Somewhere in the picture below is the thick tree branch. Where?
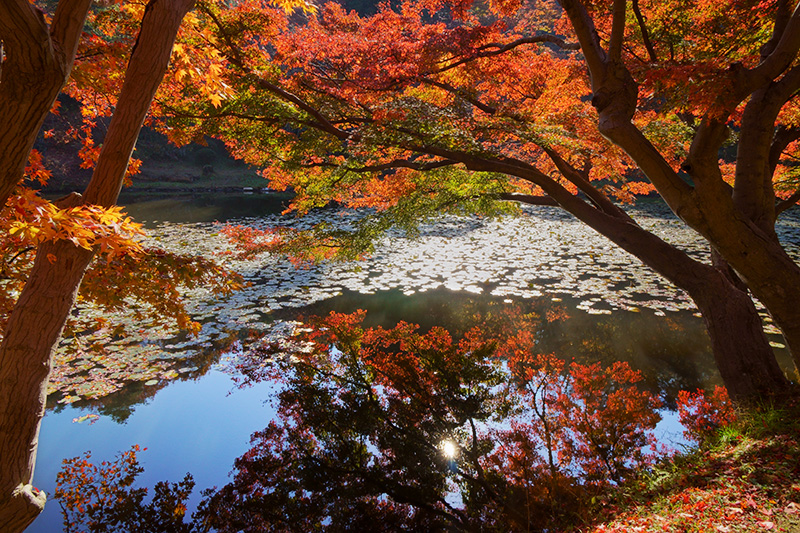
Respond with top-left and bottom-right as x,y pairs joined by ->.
558,1 -> 692,213
198,3 -> 350,142
0,0 -> 50,77
541,146 -> 631,219
294,157 -> 459,174
421,79 -> 497,115
0,0 -> 90,208
762,0 -> 794,58
434,34 -> 580,74
345,158 -> 457,173
50,0 -> 93,70
776,190 -> 800,216
684,118 -> 728,181
738,2 -> 800,100
556,0 -> 608,83
608,0 -> 626,61
85,0 -> 196,206
733,66 -> 800,231
769,126 -> 800,174
254,79 -> 349,141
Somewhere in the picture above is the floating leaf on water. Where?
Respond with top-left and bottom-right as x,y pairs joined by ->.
144,379 -> 159,386
161,369 -> 180,380
59,395 -> 81,404
72,414 -> 100,424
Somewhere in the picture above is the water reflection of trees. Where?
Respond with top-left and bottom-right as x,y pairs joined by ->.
56,301 -> 720,533
201,309 -> 665,531
46,332 -> 243,423
290,291 -> 720,402
58,306 -> 679,532
48,289 -> 717,423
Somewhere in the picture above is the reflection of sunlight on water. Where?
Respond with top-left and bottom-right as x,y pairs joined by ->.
441,439 -> 458,459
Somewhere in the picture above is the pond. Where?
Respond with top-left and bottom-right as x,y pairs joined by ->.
28,193 -> 799,531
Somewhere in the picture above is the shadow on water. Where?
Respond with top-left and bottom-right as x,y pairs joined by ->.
117,191 -> 294,226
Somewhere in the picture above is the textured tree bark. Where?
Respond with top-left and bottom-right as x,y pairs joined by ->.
552,200 -> 793,402
0,0 -> 194,529
0,242 -> 93,532
692,273 -> 791,402
556,0 -> 800,384
0,0 -> 93,208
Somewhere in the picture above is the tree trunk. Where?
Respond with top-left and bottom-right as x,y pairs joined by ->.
0,0 -> 93,208
584,212 -> 794,402
0,0 -> 193,529
555,0 -> 800,386
690,269 -> 792,402
0,242 -> 93,532
437,149 -> 794,402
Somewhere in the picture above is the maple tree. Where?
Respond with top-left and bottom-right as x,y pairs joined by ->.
0,0 -> 203,529
162,0 -> 800,402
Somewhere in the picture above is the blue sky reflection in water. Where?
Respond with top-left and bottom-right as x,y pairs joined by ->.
30,371 -> 277,532
26,195 -> 799,531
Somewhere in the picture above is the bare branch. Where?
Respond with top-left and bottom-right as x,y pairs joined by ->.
685,118 -> 729,181
345,158 -> 458,173
477,34 -> 581,53
541,146 -> 630,219
631,0 -> 657,62
434,34 -> 580,74
197,1 -> 349,141
294,157 -> 458,174
255,79 -> 349,140
421,79 -> 497,115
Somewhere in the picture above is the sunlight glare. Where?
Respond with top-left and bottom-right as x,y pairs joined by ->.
441,439 -> 457,459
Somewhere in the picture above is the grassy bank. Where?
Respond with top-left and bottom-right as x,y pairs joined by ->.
589,399 -> 800,532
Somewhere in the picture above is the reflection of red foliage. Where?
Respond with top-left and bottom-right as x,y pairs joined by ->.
55,445 -> 200,533
676,386 -> 737,443
220,310 -> 667,530
499,351 -> 662,486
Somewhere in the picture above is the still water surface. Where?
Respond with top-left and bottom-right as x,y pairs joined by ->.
28,193 -> 798,531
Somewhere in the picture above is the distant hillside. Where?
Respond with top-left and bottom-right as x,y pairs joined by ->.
36,96 -> 265,193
